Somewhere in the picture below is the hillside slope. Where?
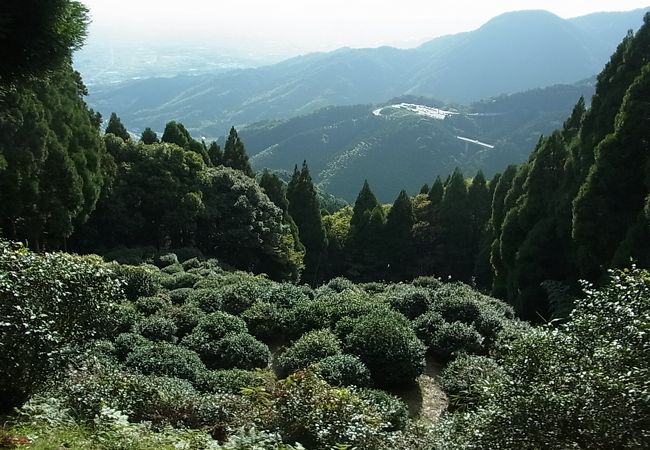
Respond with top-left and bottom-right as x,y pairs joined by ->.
85,8 -> 646,137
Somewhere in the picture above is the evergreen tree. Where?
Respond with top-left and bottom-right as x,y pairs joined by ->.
161,121 -> 189,148
223,127 -> 254,177
260,170 -> 306,275
0,65 -> 106,249
0,0 -> 89,84
105,112 -> 130,141
384,190 -> 416,279
140,127 -> 158,145
286,162 -> 327,284
349,180 -> 381,233
438,168 -> 473,280
428,176 -> 444,206
419,184 -> 430,195
207,141 -> 223,166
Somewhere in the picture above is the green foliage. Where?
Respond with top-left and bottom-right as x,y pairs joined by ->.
0,241 -> 122,410
194,369 -> 266,395
167,287 -> 193,304
136,316 -> 178,343
386,284 -> 431,319
343,312 -> 425,385
274,370 -> 393,449
213,333 -> 270,370
317,354 -> 372,388
287,162 -> 327,284
357,388 -> 409,431
187,288 -> 224,312
242,302 -> 287,340
440,354 -> 506,411
114,333 -> 150,360
223,127 -> 254,177
125,342 -> 205,381
161,304 -> 203,338
276,329 -> 342,377
429,321 -> 484,360
195,312 -> 248,341
0,65 -> 107,248
105,112 -> 131,141
161,272 -> 201,290
134,295 -> 170,316
114,264 -> 161,301
140,127 -> 159,145
0,0 -> 89,83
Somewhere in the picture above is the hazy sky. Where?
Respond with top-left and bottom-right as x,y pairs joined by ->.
81,0 -> 650,56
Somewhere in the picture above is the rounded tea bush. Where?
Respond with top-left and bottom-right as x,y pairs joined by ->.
431,285 -> 482,324
134,295 -> 171,316
114,332 -> 150,360
187,288 -> 223,313
260,282 -> 309,308
412,310 -> 446,347
155,252 -> 179,268
219,282 -> 262,315
161,263 -> 183,275
181,257 -> 203,271
318,354 -> 372,387
168,288 -> 193,304
194,369 -> 266,394
196,311 -> 247,340
276,329 -> 342,377
386,285 -> 431,319
213,333 -> 270,370
345,312 -> 425,386
357,388 -> 409,431
161,272 -> 201,290
440,353 -> 506,411
161,304 -> 203,338
113,264 -> 161,301
125,342 -> 205,381
110,302 -> 141,334
136,315 -> 178,343
242,302 -> 286,340
430,321 -> 483,360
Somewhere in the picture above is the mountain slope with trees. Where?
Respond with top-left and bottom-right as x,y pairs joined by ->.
84,9 -> 646,137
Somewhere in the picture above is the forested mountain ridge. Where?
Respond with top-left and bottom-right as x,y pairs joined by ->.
84,8 -> 647,137
491,13 -> 650,319
239,81 -> 595,201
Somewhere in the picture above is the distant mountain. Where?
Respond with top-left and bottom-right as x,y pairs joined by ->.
85,8 -> 647,137
239,81 -> 595,201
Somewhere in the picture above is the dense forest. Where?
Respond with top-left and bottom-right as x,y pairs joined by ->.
0,1 -> 648,449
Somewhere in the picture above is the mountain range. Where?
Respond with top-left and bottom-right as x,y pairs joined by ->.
85,8 -> 648,138
239,81 -> 595,201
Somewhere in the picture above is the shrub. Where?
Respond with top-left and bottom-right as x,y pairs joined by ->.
161,263 -> 183,275
285,290 -> 390,337
187,288 -> 223,312
324,277 -> 358,293
213,333 -> 270,370
275,370 -> 391,448
430,284 -> 482,324
440,354 -> 506,411
103,246 -> 155,265
357,388 -> 409,431
161,272 -> 201,290
474,308 -> 505,346
344,312 -> 425,385
194,369 -> 266,394
110,302 -> 141,334
276,329 -> 342,377
112,264 -> 161,300
168,287 -> 193,304
242,302 -> 286,340
114,332 -> 150,360
155,252 -> 179,268
412,310 -> 445,347
196,311 -> 247,340
136,315 -> 178,343
385,285 -> 431,319
219,282 -> 262,315
317,354 -> 372,387
182,257 -> 203,270
134,295 -> 171,316
429,321 -> 483,359
0,241 -> 122,410
412,276 -> 443,289
161,304 -> 203,338
260,282 -> 309,308
125,342 -> 205,381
